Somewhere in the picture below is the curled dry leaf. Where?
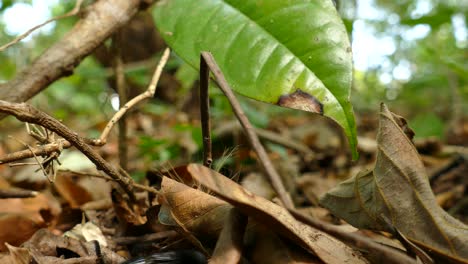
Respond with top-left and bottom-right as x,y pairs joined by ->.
158,176 -> 232,240
186,164 -> 368,264
320,103 -> 468,263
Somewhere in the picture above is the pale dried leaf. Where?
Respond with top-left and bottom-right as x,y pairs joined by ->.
158,176 -> 232,239
187,164 -> 368,264
321,103 -> 468,263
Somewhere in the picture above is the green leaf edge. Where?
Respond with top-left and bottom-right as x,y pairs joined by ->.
153,0 -> 358,159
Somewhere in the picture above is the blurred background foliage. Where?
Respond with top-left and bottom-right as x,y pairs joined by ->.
0,0 -> 466,168
339,0 -> 467,140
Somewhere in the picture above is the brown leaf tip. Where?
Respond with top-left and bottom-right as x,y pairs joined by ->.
277,89 -> 323,114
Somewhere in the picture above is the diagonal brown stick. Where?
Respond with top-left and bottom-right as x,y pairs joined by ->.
288,209 -> 417,264
0,100 -> 135,200
200,51 -> 294,208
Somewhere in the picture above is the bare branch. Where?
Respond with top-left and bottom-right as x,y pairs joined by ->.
0,0 -> 84,52
0,100 -> 135,199
0,140 -> 70,164
97,48 -> 170,144
0,0 -> 156,118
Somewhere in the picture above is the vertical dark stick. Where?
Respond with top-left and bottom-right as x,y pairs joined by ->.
113,33 -> 128,171
200,52 -> 294,208
200,54 -> 212,167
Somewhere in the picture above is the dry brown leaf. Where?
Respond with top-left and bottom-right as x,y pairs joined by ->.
111,189 -> 147,226
0,214 -> 44,251
321,103 -> 468,263
0,192 -> 60,251
250,228 -> 323,264
5,243 -> 31,264
54,171 -> 93,208
210,207 -> 247,264
187,164 -> 368,264
64,221 -> 108,247
158,176 -> 232,240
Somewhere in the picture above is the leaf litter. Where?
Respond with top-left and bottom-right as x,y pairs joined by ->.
0,102 -> 467,264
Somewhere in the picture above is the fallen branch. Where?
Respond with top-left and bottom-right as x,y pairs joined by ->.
0,140 -> 70,164
0,100 -> 136,200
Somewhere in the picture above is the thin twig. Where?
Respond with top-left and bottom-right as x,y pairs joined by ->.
60,169 -> 159,194
287,208 -> 417,264
112,33 -> 128,171
10,136 -> 52,182
214,120 -> 315,161
97,48 -> 171,145
200,51 -> 294,208
118,167 -> 160,194
114,230 -> 178,245
0,188 -> 38,199
0,0 -> 84,52
200,54 -> 212,167
380,214 -> 433,264
0,138 -> 92,164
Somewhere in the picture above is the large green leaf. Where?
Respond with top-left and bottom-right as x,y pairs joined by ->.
153,0 -> 357,159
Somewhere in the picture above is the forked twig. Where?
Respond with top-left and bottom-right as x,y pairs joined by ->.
200,51 -> 294,208
9,136 -> 55,182
0,49 -> 171,164
0,0 -> 84,52
97,48 -> 170,145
